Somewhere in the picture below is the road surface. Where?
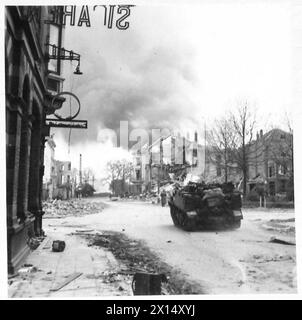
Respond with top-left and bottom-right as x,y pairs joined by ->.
44,199 -> 297,294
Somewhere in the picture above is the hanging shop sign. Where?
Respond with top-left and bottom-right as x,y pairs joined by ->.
51,91 -> 81,119
45,118 -> 87,129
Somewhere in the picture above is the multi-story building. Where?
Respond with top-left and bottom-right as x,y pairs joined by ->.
205,128 -> 294,196
130,132 -> 207,192
246,128 -> 293,196
5,6 -> 66,273
52,160 -> 72,199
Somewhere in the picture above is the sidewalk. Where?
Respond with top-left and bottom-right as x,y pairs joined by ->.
8,225 -> 134,298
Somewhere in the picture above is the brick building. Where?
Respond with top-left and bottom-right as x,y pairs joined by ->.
206,128 -> 294,196
5,6 -> 66,273
246,128 -> 293,196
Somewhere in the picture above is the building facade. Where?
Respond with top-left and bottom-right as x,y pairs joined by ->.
5,6 -> 65,273
53,160 -> 73,199
130,133 -> 206,192
205,128 -> 294,197
246,128 -> 293,197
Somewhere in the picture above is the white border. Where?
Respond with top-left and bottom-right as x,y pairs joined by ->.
1,0 -> 301,300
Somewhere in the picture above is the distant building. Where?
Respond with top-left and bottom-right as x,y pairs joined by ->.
43,135 -> 56,199
205,128 -> 294,197
53,160 -> 72,199
246,128 -> 293,196
130,132 -> 206,192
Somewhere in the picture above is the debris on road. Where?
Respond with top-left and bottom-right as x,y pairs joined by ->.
269,236 -> 295,246
43,199 -> 106,218
83,230 -> 205,295
27,236 -> 45,250
132,272 -> 167,295
50,272 -> 83,292
52,240 -> 66,252
18,265 -> 37,275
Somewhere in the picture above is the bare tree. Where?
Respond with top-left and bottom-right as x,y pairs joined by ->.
228,101 -> 257,196
103,159 -> 134,194
207,117 -> 237,183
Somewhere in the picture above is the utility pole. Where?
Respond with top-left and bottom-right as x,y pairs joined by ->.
182,136 -> 186,165
79,153 -> 82,185
158,137 -> 164,193
204,120 -> 207,180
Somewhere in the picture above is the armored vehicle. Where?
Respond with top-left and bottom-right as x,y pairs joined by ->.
168,182 -> 243,231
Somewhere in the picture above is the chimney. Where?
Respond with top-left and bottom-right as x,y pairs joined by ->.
260,129 -> 263,138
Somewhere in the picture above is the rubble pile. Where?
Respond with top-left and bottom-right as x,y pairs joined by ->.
43,199 -> 106,218
86,231 -> 204,295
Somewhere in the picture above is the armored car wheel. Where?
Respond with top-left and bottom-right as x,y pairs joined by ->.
169,205 -> 179,226
231,220 -> 241,229
176,208 -> 195,231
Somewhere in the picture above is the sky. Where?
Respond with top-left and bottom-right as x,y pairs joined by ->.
51,1 -> 296,190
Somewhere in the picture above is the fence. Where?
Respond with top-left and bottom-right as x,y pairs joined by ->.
242,199 -> 294,209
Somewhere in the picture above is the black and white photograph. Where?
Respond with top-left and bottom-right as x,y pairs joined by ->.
1,0 -> 302,299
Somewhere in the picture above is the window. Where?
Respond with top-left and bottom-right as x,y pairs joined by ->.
278,165 -> 287,175
68,163 -> 71,170
47,78 -> 59,92
216,166 -> 221,177
268,165 -> 275,178
47,7 -> 63,75
280,180 -> 286,193
136,170 -> 140,180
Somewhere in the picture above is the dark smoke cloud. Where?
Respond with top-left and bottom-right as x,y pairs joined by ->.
58,6 -> 201,146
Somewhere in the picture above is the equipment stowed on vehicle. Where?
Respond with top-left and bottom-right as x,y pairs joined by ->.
168,182 -> 243,231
